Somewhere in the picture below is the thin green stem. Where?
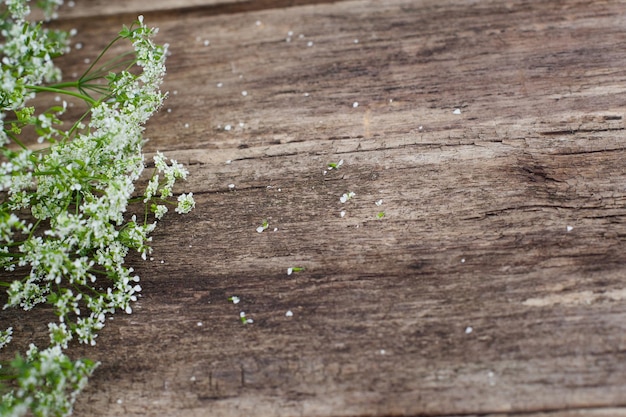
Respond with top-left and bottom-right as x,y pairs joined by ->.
81,35 -> 123,81
4,129 -> 28,150
25,85 -> 97,106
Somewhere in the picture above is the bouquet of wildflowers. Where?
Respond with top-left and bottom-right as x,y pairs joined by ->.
0,1 -> 194,415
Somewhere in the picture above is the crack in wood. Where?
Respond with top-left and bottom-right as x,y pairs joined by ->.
53,0 -> 355,25
539,127 -> 625,136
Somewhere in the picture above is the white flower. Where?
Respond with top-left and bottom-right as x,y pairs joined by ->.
175,193 -> 195,214
153,204 -> 168,219
48,322 -> 72,349
0,327 -> 13,349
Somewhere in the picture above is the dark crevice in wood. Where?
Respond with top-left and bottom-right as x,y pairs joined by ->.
52,0 -> 352,26
539,127 -> 626,136
370,404 -> 626,417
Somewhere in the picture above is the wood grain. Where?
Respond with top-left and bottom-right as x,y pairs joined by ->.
6,0 -> 626,416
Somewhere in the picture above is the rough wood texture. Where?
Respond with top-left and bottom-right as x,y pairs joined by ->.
7,0 -> 626,416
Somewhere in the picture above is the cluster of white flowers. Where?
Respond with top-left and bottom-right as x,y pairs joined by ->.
0,1 -> 195,415
0,344 -> 97,416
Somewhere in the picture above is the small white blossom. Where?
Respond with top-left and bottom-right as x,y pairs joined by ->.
0,327 -> 13,349
175,193 -> 196,214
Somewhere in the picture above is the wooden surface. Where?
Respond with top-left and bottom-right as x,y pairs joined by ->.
13,0 -> 626,415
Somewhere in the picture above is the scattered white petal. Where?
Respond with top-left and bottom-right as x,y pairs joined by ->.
453,108 -> 461,115
230,296 -> 240,304
228,183 -> 235,189
273,228 -> 278,232
285,310 -> 293,317
241,91 -> 248,96
203,40 -> 210,46
340,211 -> 346,218
217,82 -> 223,88
379,349 -> 386,355
354,39 -> 359,44
190,376 -> 196,382
465,326 -> 473,334
116,399 -> 123,405
225,159 -> 232,164
461,258 -> 465,263
307,41 -> 314,47
287,267 -> 293,275
256,226 -> 265,233
353,102 -> 359,108
340,191 -> 355,203
375,199 -> 383,206
566,225 -> 573,232
224,124 -> 232,131
197,322 -> 203,327
184,123 -> 189,128
256,20 -> 262,26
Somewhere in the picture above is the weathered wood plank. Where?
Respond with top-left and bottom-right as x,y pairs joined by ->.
7,0 -> 626,416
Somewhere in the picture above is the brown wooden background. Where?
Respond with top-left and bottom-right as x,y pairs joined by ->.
9,0 -> 626,415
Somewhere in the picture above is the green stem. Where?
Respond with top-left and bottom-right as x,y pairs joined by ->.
81,35 -> 123,81
24,85 -> 97,106
4,129 -> 28,150
0,251 -> 24,258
